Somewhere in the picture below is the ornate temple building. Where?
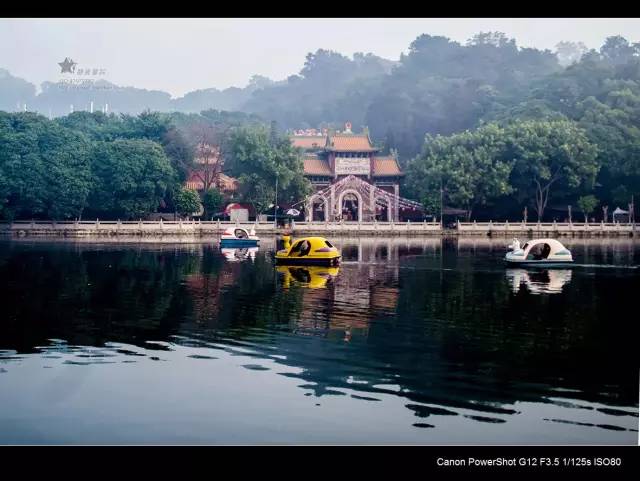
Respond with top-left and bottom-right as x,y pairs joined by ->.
291,123 -> 421,222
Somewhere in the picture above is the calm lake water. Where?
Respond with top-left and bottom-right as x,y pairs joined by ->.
0,236 -> 638,444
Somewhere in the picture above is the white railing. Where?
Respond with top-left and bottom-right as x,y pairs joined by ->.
457,220 -> 637,232
1,219 -> 636,235
292,220 -> 442,232
0,219 -> 443,234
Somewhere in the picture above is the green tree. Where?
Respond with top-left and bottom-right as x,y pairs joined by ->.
202,188 -> 225,219
226,125 -> 311,216
577,195 -> 599,223
87,139 -> 176,219
600,36 -> 639,66
407,124 -> 512,220
505,120 -> 599,221
57,111 -> 194,183
174,187 -> 201,218
555,41 -> 588,67
0,112 -> 91,220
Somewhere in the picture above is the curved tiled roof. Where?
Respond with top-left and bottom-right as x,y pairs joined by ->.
291,136 -> 327,150
303,156 -> 332,176
326,133 -> 377,152
372,156 -> 403,176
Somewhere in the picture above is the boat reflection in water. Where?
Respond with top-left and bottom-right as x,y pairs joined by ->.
277,265 -> 339,289
221,247 -> 258,262
0,237 -> 637,444
506,268 -> 573,294
274,238 -> 412,341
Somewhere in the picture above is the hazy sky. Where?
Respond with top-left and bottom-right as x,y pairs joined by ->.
1,18 -> 639,97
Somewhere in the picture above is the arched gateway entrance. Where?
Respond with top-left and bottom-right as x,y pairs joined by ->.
375,197 -> 390,221
302,175 -> 422,222
338,191 -> 362,222
310,196 -> 328,221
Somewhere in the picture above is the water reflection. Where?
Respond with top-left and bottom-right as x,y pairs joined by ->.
506,268 -> 573,295
277,266 -> 339,289
221,247 -> 258,262
0,237 -> 638,444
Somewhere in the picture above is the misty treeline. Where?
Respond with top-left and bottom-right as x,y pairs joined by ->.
404,34 -> 640,221
1,32 -> 640,221
0,109 -> 310,220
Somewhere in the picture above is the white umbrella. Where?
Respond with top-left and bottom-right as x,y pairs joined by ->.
286,208 -> 301,216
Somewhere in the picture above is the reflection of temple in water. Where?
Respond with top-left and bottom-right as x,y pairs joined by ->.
180,237 -> 442,337
286,238 -> 441,339
184,267 -> 240,326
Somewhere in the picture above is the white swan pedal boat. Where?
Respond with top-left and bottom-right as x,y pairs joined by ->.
219,227 -> 260,248
505,238 -> 573,265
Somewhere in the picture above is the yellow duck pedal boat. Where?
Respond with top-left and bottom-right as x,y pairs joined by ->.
275,236 -> 341,266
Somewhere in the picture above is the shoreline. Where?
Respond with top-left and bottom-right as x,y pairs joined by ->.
0,220 -> 637,239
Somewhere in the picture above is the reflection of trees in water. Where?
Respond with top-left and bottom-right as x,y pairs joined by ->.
289,241 -> 402,337
182,253 -> 307,335
379,242 -> 639,406
0,244 -> 201,352
260,238 -> 638,409
1,238 -> 637,414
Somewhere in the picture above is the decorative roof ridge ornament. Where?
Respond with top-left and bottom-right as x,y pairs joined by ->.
344,121 -> 352,134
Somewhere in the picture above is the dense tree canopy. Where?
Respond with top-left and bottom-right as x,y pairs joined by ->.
577,195 -> 599,222
406,124 -> 512,219
174,187 -> 202,218
407,120 -> 599,221
505,120 -> 599,220
225,125 -> 311,215
202,188 -> 224,219
0,112 -> 91,220
2,33 -> 640,221
87,139 -> 176,219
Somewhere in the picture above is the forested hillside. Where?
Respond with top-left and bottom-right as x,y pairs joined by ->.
2,33 -> 639,221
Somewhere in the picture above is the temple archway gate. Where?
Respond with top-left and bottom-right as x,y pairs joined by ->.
297,175 -> 423,222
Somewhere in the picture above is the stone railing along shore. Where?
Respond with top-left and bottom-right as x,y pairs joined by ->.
0,219 -> 637,237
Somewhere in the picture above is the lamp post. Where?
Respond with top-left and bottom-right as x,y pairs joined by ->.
440,177 -> 443,228
273,175 -> 278,228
